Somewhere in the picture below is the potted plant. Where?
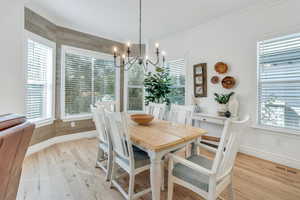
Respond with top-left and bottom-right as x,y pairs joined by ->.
144,67 -> 172,105
214,92 -> 234,115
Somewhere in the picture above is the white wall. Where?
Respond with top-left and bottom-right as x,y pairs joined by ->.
150,0 -> 300,169
0,1 -> 25,115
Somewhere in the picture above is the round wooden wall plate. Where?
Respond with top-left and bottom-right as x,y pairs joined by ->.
222,76 -> 236,89
215,62 -> 228,74
211,76 -> 219,84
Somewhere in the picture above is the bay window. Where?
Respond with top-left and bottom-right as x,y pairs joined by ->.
61,46 -> 118,120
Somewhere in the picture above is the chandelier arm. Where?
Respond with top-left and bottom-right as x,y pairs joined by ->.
146,55 -> 160,67
125,62 -> 135,71
124,57 -> 139,71
127,56 -> 138,65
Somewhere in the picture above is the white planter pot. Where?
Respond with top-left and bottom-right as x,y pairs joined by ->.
217,104 -> 228,113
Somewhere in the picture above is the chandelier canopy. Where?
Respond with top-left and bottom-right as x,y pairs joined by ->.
112,0 -> 166,71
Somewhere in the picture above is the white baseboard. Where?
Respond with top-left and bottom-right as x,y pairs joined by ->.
26,130 -> 97,157
239,145 -> 300,169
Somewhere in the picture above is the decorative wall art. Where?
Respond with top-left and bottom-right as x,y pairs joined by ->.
211,76 -> 219,84
222,76 -> 236,89
194,63 -> 207,97
214,62 -> 228,74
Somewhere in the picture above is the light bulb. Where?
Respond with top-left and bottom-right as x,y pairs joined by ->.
127,42 -> 131,47
113,47 -> 118,52
155,43 -> 160,48
162,51 -> 166,56
122,54 -> 126,59
145,55 -> 149,60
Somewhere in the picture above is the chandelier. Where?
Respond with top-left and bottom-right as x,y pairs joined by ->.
112,0 -> 166,71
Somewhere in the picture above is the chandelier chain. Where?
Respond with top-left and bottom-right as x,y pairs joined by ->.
139,0 -> 142,57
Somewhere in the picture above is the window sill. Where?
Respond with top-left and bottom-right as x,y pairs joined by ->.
251,124 -> 300,137
61,114 -> 92,122
127,110 -> 145,114
30,118 -> 55,128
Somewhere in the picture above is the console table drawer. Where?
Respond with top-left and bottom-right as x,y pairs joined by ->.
193,116 -> 224,125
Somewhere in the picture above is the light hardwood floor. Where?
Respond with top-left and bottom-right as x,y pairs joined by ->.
17,138 -> 300,200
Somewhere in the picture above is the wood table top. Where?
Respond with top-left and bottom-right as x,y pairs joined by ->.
128,119 -> 207,152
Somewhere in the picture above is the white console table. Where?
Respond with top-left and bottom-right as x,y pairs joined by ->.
192,113 -> 239,125
192,113 -> 239,144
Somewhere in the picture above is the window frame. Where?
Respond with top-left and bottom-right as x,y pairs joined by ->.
256,34 -> 300,135
24,31 -> 56,127
166,58 -> 187,105
124,66 -> 145,113
60,45 -> 120,121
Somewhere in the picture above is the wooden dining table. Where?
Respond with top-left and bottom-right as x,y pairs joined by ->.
128,119 -> 207,200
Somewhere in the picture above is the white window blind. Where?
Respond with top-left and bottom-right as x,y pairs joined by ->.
63,47 -> 116,118
258,33 -> 300,131
166,59 -> 185,105
25,37 -> 54,122
126,64 -> 144,111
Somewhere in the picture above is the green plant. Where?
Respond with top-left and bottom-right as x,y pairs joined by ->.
214,92 -> 234,104
144,67 -> 172,105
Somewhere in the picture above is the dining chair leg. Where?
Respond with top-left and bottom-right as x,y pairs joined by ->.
167,177 -> 174,200
128,174 -> 135,200
96,147 -> 104,168
168,159 -> 174,200
208,179 -> 217,200
161,161 -> 165,191
110,159 -> 116,188
228,181 -> 235,200
106,151 -> 113,181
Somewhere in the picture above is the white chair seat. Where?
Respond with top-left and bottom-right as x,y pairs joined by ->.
118,149 -> 150,169
173,155 -> 212,192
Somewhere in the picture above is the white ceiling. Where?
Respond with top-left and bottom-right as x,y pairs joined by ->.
26,0 -> 264,43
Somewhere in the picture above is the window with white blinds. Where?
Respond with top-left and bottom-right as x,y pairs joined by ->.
25,32 -> 55,123
62,46 -> 117,119
257,33 -> 300,131
126,63 -> 144,111
166,59 -> 186,105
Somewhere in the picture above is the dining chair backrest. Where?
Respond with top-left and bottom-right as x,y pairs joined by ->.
96,101 -> 117,112
104,111 -> 133,162
147,102 -> 166,120
169,104 -> 194,125
91,105 -> 108,144
212,115 -> 250,180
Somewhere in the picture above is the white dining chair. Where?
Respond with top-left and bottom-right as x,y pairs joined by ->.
90,104 -> 113,181
147,102 -> 167,120
96,101 -> 117,112
169,104 -> 194,125
169,104 -> 195,156
167,116 -> 250,200
104,111 -> 151,200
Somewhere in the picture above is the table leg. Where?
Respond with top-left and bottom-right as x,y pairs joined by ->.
150,153 -> 162,200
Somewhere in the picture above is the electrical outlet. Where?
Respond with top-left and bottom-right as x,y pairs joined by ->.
287,169 -> 297,174
70,122 -> 76,127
